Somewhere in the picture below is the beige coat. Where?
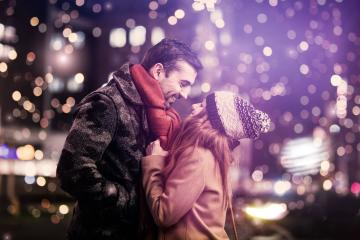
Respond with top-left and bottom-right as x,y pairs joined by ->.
142,147 -> 229,240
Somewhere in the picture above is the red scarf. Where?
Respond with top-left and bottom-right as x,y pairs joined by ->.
130,64 -> 181,150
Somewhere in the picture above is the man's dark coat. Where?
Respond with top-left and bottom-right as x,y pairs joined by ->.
57,63 -> 150,240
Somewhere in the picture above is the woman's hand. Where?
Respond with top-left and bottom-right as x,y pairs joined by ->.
146,139 -> 168,157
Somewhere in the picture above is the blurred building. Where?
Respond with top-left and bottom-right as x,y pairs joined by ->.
0,0 -> 359,239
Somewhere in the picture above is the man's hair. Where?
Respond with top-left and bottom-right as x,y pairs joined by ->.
141,38 -> 203,75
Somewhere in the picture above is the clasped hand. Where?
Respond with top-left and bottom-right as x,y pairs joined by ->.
146,139 -> 168,157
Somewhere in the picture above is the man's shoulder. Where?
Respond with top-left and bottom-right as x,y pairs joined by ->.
77,62 -> 143,110
95,80 -> 121,99
80,81 -> 123,106
112,63 -> 144,106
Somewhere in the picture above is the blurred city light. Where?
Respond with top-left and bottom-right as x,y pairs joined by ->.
244,202 -> 288,220
0,0 -> 359,238
129,26 -> 146,46
109,28 -> 126,48
274,180 -> 292,196
151,27 -> 165,45
280,137 -> 330,176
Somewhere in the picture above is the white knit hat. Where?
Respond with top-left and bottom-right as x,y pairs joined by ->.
205,91 -> 271,140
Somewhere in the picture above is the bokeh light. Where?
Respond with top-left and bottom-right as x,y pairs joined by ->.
0,1 -> 359,238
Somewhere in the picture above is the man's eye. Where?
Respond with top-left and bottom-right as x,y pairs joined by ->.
180,81 -> 190,87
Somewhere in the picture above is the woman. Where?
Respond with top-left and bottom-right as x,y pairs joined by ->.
142,91 -> 270,239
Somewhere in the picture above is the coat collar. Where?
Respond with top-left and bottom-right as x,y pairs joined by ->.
112,63 -> 143,106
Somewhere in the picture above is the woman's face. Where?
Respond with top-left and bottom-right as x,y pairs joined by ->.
190,99 -> 206,116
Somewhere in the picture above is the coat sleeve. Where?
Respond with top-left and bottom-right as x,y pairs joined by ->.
142,148 -> 206,228
56,93 -> 135,216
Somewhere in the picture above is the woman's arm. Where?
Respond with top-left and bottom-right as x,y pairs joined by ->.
142,147 -> 206,228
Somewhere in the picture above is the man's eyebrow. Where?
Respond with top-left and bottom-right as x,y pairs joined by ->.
181,80 -> 191,86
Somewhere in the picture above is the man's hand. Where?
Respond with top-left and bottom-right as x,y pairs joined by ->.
146,139 -> 168,157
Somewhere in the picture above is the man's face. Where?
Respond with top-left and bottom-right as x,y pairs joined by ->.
156,60 -> 197,108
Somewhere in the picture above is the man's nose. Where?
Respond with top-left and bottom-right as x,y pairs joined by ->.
179,87 -> 191,99
179,92 -> 187,99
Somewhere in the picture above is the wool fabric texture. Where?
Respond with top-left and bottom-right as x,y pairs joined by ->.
130,64 -> 181,150
206,91 -> 270,140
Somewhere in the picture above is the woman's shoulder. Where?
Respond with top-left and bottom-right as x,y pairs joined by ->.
180,146 -> 215,162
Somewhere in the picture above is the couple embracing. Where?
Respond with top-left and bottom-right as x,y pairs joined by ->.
57,39 -> 270,240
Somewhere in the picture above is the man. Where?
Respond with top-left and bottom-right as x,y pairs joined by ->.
56,38 -> 202,240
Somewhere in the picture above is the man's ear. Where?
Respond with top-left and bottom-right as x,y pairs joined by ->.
149,63 -> 164,80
